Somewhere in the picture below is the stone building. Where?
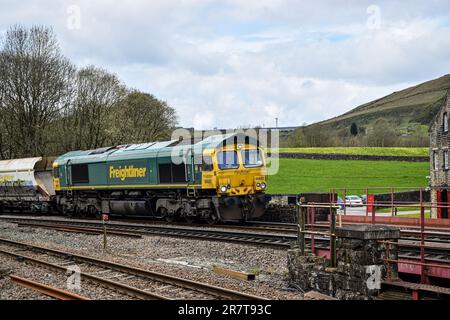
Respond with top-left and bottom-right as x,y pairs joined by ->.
429,90 -> 450,218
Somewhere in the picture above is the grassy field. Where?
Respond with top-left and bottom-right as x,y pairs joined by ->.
267,158 -> 429,194
270,147 -> 428,157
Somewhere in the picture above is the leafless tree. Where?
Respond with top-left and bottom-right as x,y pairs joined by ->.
0,25 -> 75,158
110,91 -> 177,144
66,66 -> 126,150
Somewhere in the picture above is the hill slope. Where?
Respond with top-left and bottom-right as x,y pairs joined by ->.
319,74 -> 450,127
290,74 -> 450,147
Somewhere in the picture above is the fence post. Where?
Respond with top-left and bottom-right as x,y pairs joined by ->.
330,204 -> 337,268
297,197 -> 306,255
311,206 -> 315,255
343,188 -> 347,216
365,188 -> 369,217
420,189 -> 426,284
391,188 -> 394,217
371,201 -> 376,224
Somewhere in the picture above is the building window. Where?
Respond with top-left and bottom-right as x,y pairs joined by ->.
433,151 -> 438,170
445,151 -> 449,170
444,112 -> 449,132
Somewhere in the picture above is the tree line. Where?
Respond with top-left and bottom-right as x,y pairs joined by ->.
0,25 -> 177,160
285,118 -> 429,147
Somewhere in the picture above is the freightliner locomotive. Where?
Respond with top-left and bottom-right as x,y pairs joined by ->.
0,133 -> 270,223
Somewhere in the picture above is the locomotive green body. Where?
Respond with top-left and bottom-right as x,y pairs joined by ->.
53,133 -> 269,222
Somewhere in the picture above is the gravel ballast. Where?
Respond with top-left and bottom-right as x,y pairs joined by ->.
0,220 -> 303,300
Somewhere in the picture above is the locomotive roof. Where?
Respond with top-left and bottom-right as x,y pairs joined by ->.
54,133 -> 260,165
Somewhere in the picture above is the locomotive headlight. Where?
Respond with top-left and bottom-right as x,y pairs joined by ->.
220,185 -> 228,193
256,183 -> 261,188
261,182 -> 266,189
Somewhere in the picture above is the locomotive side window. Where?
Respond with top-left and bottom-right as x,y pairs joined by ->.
242,149 -> 263,168
172,163 -> 186,182
71,164 -> 89,183
217,151 -> 239,169
159,163 -> 172,183
158,163 -> 187,183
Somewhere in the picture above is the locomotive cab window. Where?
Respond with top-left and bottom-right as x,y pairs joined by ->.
217,151 -> 239,170
71,164 -> 89,183
242,149 -> 263,168
202,156 -> 213,171
194,155 -> 213,172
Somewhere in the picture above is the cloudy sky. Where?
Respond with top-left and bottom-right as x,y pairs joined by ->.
1,1 -> 450,129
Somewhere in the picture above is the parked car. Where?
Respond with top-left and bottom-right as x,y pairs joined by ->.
345,195 -> 364,207
336,196 -> 345,210
360,194 -> 367,204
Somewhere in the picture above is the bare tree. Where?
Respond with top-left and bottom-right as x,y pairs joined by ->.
110,91 -> 177,144
66,66 -> 126,150
365,118 -> 398,147
0,25 -> 75,158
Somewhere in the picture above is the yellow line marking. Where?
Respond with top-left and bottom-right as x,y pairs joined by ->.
60,184 -> 202,190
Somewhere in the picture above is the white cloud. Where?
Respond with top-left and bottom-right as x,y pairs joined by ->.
1,0 -> 450,129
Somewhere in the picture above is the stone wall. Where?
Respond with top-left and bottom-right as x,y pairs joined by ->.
268,153 -> 428,162
288,225 -> 400,300
374,190 -> 430,205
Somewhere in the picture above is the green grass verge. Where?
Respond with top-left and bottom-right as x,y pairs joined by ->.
267,158 -> 429,194
377,207 -> 417,213
269,147 -> 428,157
396,212 -> 431,218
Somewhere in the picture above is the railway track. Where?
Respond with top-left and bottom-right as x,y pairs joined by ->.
1,216 -> 449,280
0,216 -> 296,248
1,215 -> 449,248
0,237 -> 266,300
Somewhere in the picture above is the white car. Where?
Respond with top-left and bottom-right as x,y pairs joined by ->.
345,195 -> 364,207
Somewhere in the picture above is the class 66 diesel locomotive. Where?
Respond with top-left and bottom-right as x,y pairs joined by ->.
0,133 -> 270,223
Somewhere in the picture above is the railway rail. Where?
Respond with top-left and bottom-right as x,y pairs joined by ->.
0,237 -> 266,300
9,274 -> 91,300
1,215 -> 449,248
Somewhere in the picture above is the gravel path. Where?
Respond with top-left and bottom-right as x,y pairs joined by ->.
0,220 -> 303,300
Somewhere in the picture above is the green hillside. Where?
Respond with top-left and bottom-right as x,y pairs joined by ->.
320,74 -> 450,126
286,74 -> 450,147
272,147 -> 428,157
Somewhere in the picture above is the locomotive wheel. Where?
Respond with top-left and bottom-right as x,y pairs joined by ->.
160,207 -> 176,222
205,212 -> 218,225
88,206 -> 101,219
185,216 -> 197,224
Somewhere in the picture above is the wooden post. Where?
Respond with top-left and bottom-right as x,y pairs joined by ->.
101,214 -> 109,251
